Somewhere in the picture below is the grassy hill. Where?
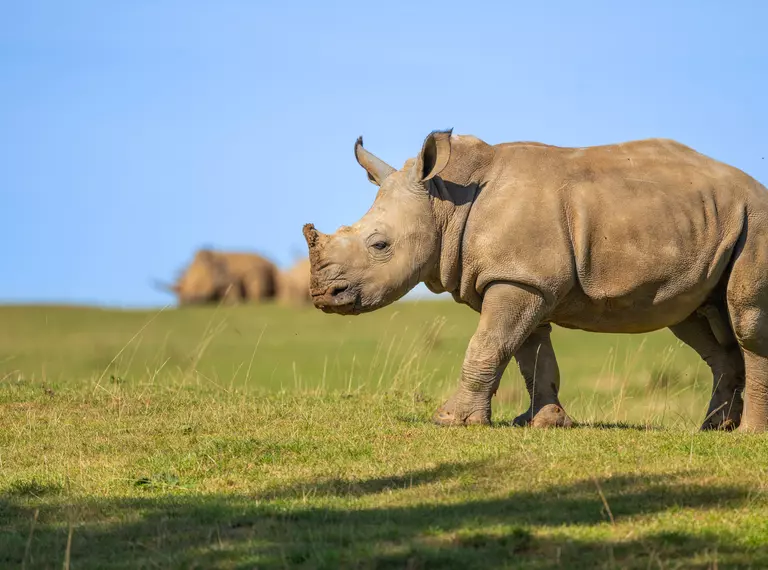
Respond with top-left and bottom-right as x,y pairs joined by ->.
1,301 -> 766,568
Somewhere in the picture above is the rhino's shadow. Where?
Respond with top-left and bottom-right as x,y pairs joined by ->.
398,413 -> 662,432
571,420 -> 666,431
1,463 -> 761,569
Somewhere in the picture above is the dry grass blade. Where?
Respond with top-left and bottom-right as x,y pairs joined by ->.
22,509 -> 39,570
92,305 -> 169,393
63,522 -> 73,570
592,475 -> 615,525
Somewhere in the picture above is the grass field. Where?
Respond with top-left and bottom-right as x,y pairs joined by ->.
1,301 -> 767,569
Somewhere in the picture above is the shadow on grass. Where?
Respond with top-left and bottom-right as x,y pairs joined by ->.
0,466 -> 763,569
572,420 -> 666,431
397,414 -> 665,432
260,460 -> 488,499
490,418 -> 664,431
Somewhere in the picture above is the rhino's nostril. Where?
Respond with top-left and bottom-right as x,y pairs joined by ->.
331,284 -> 349,297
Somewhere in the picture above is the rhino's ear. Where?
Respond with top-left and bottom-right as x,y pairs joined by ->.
354,136 -> 396,186
412,129 -> 453,183
195,249 -> 215,262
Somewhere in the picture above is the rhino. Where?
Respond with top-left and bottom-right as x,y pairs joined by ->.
160,249 -> 278,305
303,129 -> 768,433
277,258 -> 312,306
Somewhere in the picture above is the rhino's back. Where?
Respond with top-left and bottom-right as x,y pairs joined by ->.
464,138 -> 765,331
220,253 -> 277,275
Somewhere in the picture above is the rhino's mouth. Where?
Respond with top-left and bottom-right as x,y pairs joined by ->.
311,281 -> 362,315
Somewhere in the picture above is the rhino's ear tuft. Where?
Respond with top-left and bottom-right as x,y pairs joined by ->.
354,136 -> 396,186
415,129 -> 453,182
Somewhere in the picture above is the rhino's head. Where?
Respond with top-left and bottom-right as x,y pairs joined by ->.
173,250 -> 228,305
303,130 -> 452,315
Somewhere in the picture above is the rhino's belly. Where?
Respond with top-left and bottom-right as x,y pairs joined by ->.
548,282 -> 715,334
551,215 -> 740,333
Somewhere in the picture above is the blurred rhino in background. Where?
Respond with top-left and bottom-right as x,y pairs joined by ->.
158,249 -> 278,305
277,258 -> 311,306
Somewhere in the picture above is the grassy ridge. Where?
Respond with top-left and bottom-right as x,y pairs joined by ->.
1,302 -> 766,568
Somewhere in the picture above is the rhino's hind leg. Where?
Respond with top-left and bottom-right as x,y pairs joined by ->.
511,323 -> 573,428
736,351 -> 768,432
669,309 -> 744,431
719,229 -> 768,433
727,296 -> 768,432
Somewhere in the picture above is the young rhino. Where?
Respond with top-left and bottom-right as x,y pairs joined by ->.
303,130 -> 768,433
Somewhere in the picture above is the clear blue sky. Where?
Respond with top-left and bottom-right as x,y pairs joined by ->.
1,1 -> 766,307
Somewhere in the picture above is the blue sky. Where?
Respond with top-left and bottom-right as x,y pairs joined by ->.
1,0 -> 766,307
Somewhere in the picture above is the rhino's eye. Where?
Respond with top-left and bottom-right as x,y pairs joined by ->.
371,241 -> 388,251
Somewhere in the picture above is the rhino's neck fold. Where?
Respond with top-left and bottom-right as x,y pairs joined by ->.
423,136 -> 493,298
426,178 -> 478,296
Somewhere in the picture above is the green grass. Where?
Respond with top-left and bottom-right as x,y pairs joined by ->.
1,301 -> 766,569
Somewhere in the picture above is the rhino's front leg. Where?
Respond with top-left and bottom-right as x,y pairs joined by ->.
432,282 -> 551,426
511,323 -> 574,428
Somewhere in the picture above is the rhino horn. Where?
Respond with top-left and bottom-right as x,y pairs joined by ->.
354,136 -> 396,186
302,223 -> 325,249
302,223 -> 330,268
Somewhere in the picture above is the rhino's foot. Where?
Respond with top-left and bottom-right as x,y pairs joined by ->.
700,415 -> 740,431
532,404 -> 574,428
431,402 -> 490,427
512,408 -> 533,427
514,404 -> 573,428
736,421 -> 767,434
700,403 -> 743,432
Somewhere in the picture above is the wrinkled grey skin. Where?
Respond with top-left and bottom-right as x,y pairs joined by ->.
303,130 -> 768,433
